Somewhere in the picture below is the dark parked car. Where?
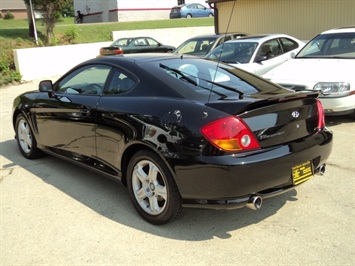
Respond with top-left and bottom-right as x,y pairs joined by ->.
13,54 -> 333,225
99,36 -> 175,56
173,33 -> 248,57
170,3 -> 214,19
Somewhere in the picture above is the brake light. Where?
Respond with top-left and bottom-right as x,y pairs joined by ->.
316,99 -> 325,130
114,48 -> 123,54
201,116 -> 260,152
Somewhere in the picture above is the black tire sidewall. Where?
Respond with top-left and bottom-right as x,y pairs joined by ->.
15,114 -> 42,159
126,150 -> 182,225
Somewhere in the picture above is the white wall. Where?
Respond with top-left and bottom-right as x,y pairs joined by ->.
73,0 -> 212,22
13,26 -> 214,81
112,26 -> 213,48
13,42 -> 111,81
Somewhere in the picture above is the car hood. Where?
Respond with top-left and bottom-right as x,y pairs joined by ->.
263,58 -> 355,84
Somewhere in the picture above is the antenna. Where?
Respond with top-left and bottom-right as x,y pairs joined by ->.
206,0 -> 237,105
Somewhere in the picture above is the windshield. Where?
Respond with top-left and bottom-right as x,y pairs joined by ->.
205,42 -> 258,64
297,32 -> 355,59
173,37 -> 217,56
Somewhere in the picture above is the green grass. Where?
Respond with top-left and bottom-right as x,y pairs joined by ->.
0,17 -> 214,43
0,17 -> 214,86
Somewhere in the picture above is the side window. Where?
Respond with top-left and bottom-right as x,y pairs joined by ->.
280,38 -> 299,53
57,65 -> 111,95
105,69 -> 136,95
196,4 -> 205,9
147,38 -> 159,46
256,39 -> 282,60
134,38 -> 147,46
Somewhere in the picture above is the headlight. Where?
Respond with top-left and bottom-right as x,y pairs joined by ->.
314,82 -> 350,95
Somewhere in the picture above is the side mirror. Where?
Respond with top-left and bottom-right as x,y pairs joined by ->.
255,55 -> 268,63
290,52 -> 296,58
39,80 -> 53,92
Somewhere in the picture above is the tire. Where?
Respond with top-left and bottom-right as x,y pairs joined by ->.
186,14 -> 192,18
126,150 -> 183,225
208,13 -> 214,18
15,114 -> 43,159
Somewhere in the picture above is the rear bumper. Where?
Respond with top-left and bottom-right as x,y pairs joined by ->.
169,14 -> 181,19
181,184 -> 296,210
319,93 -> 355,115
171,128 -> 333,209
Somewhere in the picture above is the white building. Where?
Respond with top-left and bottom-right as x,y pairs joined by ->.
74,0 -> 209,23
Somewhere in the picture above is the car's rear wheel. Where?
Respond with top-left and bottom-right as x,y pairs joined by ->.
186,14 -> 192,18
15,114 -> 43,159
127,150 -> 183,225
208,13 -> 214,17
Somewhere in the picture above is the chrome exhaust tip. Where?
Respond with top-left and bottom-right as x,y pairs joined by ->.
315,164 -> 326,176
246,195 -> 262,210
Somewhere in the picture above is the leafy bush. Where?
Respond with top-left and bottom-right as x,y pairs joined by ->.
50,36 -> 60,46
0,69 -> 22,86
0,12 -> 3,19
0,39 -> 26,86
64,27 -> 78,43
4,11 -> 14,20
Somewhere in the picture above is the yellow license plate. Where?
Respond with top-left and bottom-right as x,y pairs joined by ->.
292,161 -> 313,185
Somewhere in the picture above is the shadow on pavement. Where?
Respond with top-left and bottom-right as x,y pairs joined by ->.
325,114 -> 354,128
1,138 -> 298,241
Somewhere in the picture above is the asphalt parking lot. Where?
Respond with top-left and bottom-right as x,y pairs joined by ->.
1,79 -> 354,265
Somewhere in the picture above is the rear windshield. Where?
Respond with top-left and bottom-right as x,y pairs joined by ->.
148,58 -> 280,100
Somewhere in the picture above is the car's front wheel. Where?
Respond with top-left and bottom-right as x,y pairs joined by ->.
127,150 -> 183,225
15,113 -> 43,159
186,14 -> 192,18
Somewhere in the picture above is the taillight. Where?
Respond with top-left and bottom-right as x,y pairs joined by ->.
99,48 -> 104,55
201,116 -> 261,152
114,48 -> 123,54
316,99 -> 325,130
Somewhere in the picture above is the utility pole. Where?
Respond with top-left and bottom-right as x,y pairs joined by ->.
29,0 -> 39,46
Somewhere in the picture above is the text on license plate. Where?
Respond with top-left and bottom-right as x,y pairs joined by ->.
292,161 -> 313,185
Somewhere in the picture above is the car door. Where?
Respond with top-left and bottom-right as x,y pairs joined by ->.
129,37 -> 150,53
195,4 -> 207,17
95,68 -> 137,172
146,37 -> 163,52
253,39 -> 286,75
34,64 -> 111,159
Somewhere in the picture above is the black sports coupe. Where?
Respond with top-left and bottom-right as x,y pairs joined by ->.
12,54 -> 333,225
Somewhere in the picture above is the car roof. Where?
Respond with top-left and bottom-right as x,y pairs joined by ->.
116,36 -> 156,40
226,34 -> 297,43
183,32 -> 247,40
320,25 -> 355,34
90,53 -> 195,65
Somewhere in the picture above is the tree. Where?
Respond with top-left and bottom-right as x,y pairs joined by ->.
24,0 -> 73,45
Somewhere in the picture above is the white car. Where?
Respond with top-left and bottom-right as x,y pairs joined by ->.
263,26 -> 355,116
205,34 -> 305,75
